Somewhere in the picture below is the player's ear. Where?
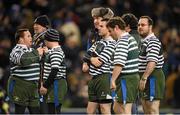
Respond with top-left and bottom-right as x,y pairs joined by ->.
115,25 -> 119,31
149,25 -> 153,31
19,37 -> 24,43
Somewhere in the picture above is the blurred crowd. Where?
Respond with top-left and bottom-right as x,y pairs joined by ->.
0,0 -> 180,111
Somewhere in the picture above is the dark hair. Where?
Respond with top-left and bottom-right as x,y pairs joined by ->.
121,13 -> 138,29
15,28 -> 29,43
140,16 -> 153,26
107,16 -> 126,30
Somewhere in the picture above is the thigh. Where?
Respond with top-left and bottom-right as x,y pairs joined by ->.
88,78 -> 97,102
87,101 -> 98,114
116,74 -> 140,103
96,74 -> 111,101
29,82 -> 39,107
141,69 -> 165,100
8,77 -> 29,106
144,100 -> 160,114
146,100 -> 160,109
141,99 -> 148,111
113,101 -> 122,114
99,103 -> 111,114
46,79 -> 68,103
123,103 -> 133,114
88,74 -> 112,102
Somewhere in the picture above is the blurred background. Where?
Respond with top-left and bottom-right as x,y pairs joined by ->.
0,0 -> 179,114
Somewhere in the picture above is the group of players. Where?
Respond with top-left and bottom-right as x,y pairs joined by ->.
7,15 -> 66,114
82,7 -> 165,114
2,6 -> 165,114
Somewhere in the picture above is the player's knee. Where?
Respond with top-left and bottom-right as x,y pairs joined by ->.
113,103 -> 123,114
87,107 -> 96,114
100,105 -> 111,114
149,107 -> 159,114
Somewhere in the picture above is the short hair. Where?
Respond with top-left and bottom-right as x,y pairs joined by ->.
107,16 -> 126,30
140,16 -> 153,26
121,13 -> 138,29
15,28 -> 29,43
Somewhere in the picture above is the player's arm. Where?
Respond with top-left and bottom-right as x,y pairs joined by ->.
43,68 -> 58,88
43,51 -> 63,88
83,43 -> 96,63
92,42 -> 114,67
111,64 -> 123,90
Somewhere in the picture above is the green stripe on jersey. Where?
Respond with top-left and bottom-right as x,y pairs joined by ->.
114,33 -> 139,74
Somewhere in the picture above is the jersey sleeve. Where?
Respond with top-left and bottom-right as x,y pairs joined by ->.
98,42 -> 115,63
146,38 -> 161,63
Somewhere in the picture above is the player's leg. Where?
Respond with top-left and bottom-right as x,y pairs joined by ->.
87,76 -> 98,114
113,101 -> 133,114
120,103 -> 133,114
98,74 -> 112,114
114,73 -> 139,114
99,100 -> 112,114
141,99 -> 149,114
144,100 -> 160,114
87,101 -> 98,114
28,81 -> 40,114
113,101 -> 122,113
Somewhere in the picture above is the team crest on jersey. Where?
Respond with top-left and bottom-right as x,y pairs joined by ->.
101,91 -> 106,97
14,96 -> 20,102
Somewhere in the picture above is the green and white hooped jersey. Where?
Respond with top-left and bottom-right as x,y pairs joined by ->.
43,46 -> 66,80
113,32 -> 139,74
10,44 -> 40,81
139,33 -> 164,72
88,37 -> 116,76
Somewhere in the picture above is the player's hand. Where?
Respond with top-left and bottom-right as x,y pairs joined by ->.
43,46 -> 48,53
40,84 -> 47,95
139,78 -> 147,91
111,80 -> 116,91
82,63 -> 89,72
90,57 -> 102,67
37,47 -> 44,56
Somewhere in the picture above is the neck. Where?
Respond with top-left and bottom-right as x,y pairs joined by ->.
49,42 -> 60,48
145,31 -> 153,38
102,33 -> 111,39
125,27 -> 131,32
117,30 -> 126,38
149,30 -> 153,35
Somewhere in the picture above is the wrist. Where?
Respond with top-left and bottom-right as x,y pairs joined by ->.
141,77 -> 147,81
